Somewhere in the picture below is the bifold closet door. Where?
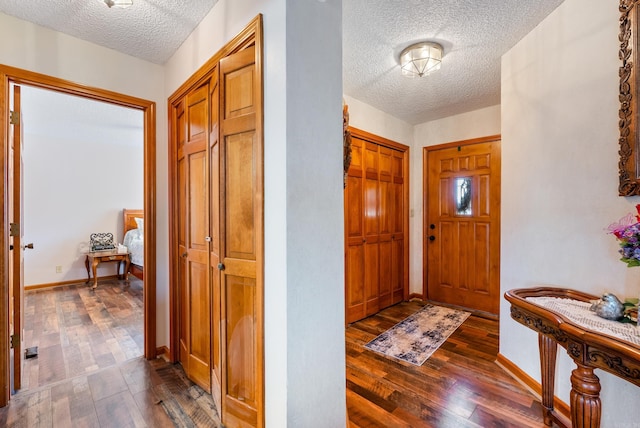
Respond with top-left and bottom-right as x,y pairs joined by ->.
177,81 -> 212,392
219,45 -> 263,428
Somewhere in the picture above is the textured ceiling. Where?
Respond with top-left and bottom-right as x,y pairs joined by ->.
344,0 -> 566,124
0,0 -> 219,64
0,0 -> 565,125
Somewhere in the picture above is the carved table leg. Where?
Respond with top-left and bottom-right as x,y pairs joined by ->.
85,256 -> 90,284
539,333 -> 557,426
92,258 -> 100,289
570,363 -> 601,428
123,255 -> 130,284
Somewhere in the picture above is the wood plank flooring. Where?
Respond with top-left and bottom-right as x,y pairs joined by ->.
346,301 -> 551,427
4,282 -> 551,427
22,278 -> 144,391
0,279 -> 221,427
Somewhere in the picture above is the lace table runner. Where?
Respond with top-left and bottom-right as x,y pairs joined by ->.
526,296 -> 640,347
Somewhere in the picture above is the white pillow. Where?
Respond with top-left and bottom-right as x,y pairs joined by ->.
134,217 -> 144,232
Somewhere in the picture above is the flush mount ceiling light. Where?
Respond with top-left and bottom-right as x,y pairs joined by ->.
103,0 -> 133,8
400,42 -> 443,78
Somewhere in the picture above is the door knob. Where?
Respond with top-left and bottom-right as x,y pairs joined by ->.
217,263 -> 225,271
428,235 -> 435,241
182,252 -> 188,258
24,243 -> 34,249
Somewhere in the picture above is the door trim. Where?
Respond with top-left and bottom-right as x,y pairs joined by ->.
0,65 -> 157,406
422,134 -> 501,302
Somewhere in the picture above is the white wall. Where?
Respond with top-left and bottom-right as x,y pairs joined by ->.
165,0 -> 345,426
22,88 -> 143,286
501,0 -> 640,425
0,11 -> 168,343
343,94 -> 414,146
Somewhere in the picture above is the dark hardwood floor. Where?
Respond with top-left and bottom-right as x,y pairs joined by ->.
346,300 -> 550,427
3,281 -> 549,427
0,278 -> 220,427
21,278 -> 144,391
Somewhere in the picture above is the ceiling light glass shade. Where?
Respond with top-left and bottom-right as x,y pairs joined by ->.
400,42 -> 443,78
104,0 -> 133,8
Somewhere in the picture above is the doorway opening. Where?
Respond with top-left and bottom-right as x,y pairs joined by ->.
0,65 -> 157,407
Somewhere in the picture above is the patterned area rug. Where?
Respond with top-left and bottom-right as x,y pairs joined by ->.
365,304 -> 470,366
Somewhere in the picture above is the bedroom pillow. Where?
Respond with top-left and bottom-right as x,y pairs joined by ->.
134,217 -> 144,232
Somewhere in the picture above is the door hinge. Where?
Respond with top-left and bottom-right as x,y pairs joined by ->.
10,334 -> 18,349
9,110 -> 19,125
9,223 -> 19,237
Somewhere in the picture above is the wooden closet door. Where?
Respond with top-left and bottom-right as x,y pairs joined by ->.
219,45 -> 263,428
345,137 -> 365,324
378,146 -> 393,309
344,129 -> 408,324
391,149 -> 405,305
209,70 -> 222,411
178,81 -> 212,391
363,142 -> 380,317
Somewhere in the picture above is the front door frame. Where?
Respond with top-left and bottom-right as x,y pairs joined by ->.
0,65 -> 157,406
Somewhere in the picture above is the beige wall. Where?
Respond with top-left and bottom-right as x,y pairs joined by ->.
501,0 -> 640,425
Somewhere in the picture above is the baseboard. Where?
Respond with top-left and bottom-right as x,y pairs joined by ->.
25,275 -> 120,291
156,346 -> 170,361
408,293 -> 424,300
495,353 -> 571,425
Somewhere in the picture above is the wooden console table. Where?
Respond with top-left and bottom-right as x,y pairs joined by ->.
84,250 -> 130,289
505,287 -> 640,428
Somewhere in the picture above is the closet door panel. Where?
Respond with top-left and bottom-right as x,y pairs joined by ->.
176,101 -> 189,369
363,142 -> 379,316
209,71 -> 222,412
182,83 -> 212,392
220,45 -> 263,428
391,149 -> 405,304
378,147 -> 393,309
345,137 -> 365,324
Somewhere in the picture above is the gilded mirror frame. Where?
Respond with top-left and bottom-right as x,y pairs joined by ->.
620,0 -> 640,195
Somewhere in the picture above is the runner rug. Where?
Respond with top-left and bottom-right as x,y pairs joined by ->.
364,304 -> 470,366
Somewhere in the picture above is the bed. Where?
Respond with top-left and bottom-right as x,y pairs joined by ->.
123,209 -> 144,280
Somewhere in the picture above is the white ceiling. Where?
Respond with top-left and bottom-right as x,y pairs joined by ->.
344,0 -> 566,124
0,0 -> 566,125
0,0 -> 219,65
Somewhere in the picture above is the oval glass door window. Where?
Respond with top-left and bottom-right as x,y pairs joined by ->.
455,177 -> 472,215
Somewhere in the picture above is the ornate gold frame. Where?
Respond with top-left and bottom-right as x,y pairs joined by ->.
619,0 -> 640,195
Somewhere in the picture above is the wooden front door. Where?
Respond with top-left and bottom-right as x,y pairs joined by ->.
219,44 -> 264,428
177,81 -> 212,391
424,136 -> 501,315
